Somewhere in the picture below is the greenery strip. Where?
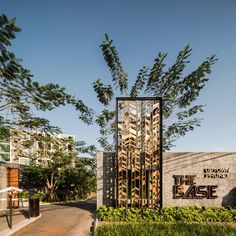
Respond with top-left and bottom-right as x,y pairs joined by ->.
97,205 -> 236,223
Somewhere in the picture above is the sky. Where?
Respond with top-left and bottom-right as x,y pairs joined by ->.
1,0 -> 236,152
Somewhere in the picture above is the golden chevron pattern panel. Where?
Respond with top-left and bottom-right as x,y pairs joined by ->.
116,98 -> 162,208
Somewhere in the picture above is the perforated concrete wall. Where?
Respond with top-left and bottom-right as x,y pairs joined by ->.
97,152 -> 236,208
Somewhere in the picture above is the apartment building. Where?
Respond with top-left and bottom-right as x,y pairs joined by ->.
0,139 -> 10,162
0,131 -> 76,165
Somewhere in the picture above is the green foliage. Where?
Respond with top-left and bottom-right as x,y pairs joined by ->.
94,34 -> 217,151
130,66 -> 149,97
97,206 -> 236,223
93,79 -> 114,106
20,164 -> 46,191
0,120 -> 10,141
19,191 -> 46,201
95,222 -> 236,236
19,190 -> 29,199
0,14 -> 21,46
0,13 -> 93,137
31,192 -> 46,201
100,33 -> 128,94
77,140 -> 97,158
20,137 -> 96,201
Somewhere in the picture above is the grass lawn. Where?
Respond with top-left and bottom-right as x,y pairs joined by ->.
95,222 -> 236,236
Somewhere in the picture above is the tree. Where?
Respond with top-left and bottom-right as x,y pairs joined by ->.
57,157 -> 96,200
20,134 -> 96,201
20,164 -> 46,192
43,150 -> 75,201
93,34 -> 217,151
20,134 -> 76,201
0,13 -> 96,202
24,133 -> 75,198
20,153 -> 96,201
0,13 -> 95,168
0,13 -> 93,135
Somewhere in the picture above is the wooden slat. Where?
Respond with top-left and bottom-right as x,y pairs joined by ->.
117,99 -> 161,208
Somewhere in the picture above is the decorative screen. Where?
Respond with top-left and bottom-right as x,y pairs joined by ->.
116,97 -> 162,208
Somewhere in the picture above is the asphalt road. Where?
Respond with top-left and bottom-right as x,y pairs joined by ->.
12,195 -> 96,236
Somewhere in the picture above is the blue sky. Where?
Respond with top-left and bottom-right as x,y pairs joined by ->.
1,0 -> 236,151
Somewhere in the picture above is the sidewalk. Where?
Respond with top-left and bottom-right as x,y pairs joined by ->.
0,208 -> 41,236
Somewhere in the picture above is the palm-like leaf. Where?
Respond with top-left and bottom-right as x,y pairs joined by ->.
130,66 -> 149,97
94,35 -> 217,151
145,52 -> 167,94
93,79 -> 114,106
100,34 -> 128,94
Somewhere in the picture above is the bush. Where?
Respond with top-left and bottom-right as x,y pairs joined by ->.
31,192 -> 46,202
97,205 -> 236,223
95,223 -> 236,236
19,191 -> 29,199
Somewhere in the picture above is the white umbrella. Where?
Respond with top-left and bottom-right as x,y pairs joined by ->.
0,187 -> 23,193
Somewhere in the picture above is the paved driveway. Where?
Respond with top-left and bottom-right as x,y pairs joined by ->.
12,195 -> 96,236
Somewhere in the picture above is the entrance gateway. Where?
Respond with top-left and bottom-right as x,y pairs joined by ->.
116,97 -> 162,208
97,98 -> 236,208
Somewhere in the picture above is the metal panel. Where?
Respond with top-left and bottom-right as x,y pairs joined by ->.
116,97 -> 162,208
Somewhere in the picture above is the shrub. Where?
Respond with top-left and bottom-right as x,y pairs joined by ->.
95,223 -> 236,236
97,205 -> 236,223
31,192 -> 46,202
19,191 -> 29,199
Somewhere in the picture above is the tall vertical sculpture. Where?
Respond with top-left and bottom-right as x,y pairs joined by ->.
116,97 -> 162,208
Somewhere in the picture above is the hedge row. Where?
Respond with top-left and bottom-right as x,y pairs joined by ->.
97,205 -> 236,222
96,223 -> 236,236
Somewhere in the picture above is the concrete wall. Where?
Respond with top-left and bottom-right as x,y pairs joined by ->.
97,152 -> 116,208
97,152 -> 236,208
163,152 -> 236,207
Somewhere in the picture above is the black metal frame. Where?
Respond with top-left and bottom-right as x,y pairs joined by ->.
115,97 -> 163,208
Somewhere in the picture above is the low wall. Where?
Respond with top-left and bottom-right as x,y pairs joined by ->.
163,152 -> 236,207
96,152 -> 236,208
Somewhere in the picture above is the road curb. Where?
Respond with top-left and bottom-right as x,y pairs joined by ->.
0,214 -> 42,236
0,194 -> 94,211
39,193 -> 94,206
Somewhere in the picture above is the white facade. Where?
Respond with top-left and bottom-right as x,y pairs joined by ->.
0,131 -> 75,165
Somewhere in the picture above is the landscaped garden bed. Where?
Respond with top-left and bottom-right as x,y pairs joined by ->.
97,205 -> 236,223
95,222 -> 236,236
96,206 -> 236,235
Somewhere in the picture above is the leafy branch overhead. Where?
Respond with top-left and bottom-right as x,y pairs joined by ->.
0,14 -> 93,134
93,79 -> 114,106
93,34 -> 217,151
100,33 -> 128,94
